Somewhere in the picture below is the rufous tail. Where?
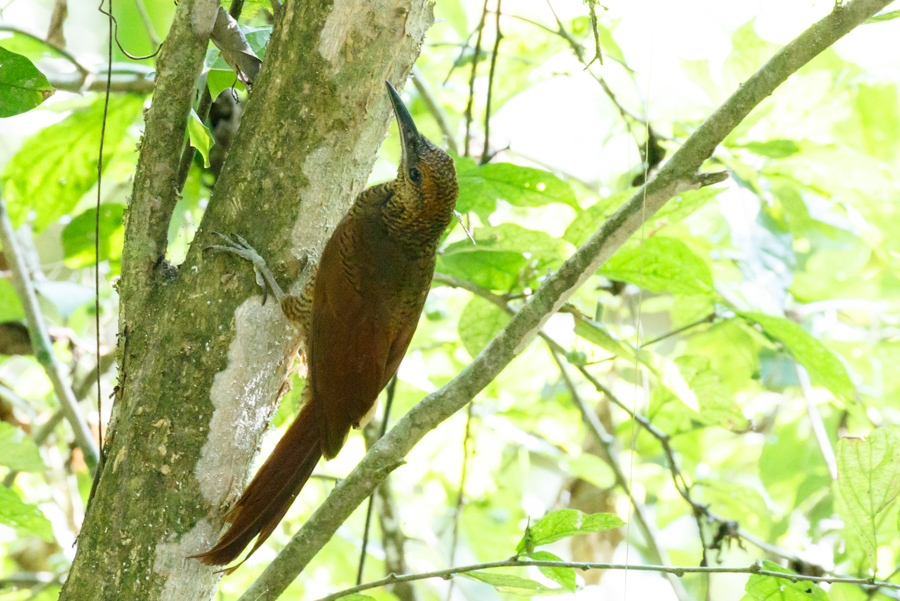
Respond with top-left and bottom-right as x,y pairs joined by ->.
190,401 -> 322,570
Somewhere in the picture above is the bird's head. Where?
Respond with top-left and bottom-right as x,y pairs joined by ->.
386,81 -> 458,222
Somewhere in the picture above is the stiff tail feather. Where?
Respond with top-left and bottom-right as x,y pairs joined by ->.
191,401 -> 322,570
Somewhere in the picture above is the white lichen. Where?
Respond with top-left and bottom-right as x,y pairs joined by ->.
194,296 -> 299,505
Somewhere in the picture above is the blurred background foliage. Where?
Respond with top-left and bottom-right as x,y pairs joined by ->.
1,0 -> 899,600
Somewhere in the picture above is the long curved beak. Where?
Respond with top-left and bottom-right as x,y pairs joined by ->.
386,80 -> 420,170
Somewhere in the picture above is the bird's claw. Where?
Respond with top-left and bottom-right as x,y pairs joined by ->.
206,232 -> 279,305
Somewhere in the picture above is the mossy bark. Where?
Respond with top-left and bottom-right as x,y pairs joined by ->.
59,0 -> 433,599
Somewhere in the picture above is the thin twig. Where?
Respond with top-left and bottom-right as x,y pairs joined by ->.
796,364 -> 838,479
445,399 -> 475,601
550,350 -> 690,601
442,29 -> 476,86
46,0 -> 67,47
312,558 -> 897,601
531,3 -> 645,153
132,0 -> 160,46
0,25 -> 89,76
581,311 -> 719,365
0,383 -> 37,421
357,375 -> 398,584
0,199 -> 99,472
434,271 -> 688,597
2,353 -> 115,488
360,376 -> 419,601
97,0 -> 160,60
45,70 -> 154,94
575,357 -> 811,564
96,0 -> 115,456
433,272 -> 813,567
411,66 -> 458,155
584,0 -> 604,67
463,0 -> 490,158
480,0 -> 502,164
0,571 -> 62,588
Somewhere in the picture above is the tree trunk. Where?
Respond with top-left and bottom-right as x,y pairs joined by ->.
59,0 -> 433,599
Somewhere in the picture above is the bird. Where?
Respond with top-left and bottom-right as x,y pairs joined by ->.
191,80 -> 459,571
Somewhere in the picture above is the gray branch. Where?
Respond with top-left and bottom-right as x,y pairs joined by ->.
117,0 -> 218,321
47,72 -> 156,95
238,1 -> 893,598
0,197 -> 99,471
312,558 -> 898,601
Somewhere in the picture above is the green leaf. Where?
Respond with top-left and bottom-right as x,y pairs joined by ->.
573,318 -> 633,358
600,237 -> 714,296
62,204 -> 126,268
0,422 -> 44,472
562,453 -> 616,490
651,186 -> 723,229
438,249 -> 527,291
439,223 -> 572,291
699,480 -> 771,533
458,296 -> 509,359
206,25 -> 271,99
207,70 -> 242,101
455,156 -> 578,220
854,84 -> 899,162
0,485 -> 53,541
341,596 -> 377,601
836,427 -> 900,569
516,509 -> 624,552
1,95 -> 142,232
866,9 -> 900,23
0,278 -> 25,322
209,7 -> 261,86
528,550 -> 577,592
743,313 -> 855,403
188,109 -> 214,168
434,0 -> 469,38
573,317 -> 699,411
759,416 -> 832,510
677,355 -> 749,432
0,31 -> 67,59
745,561 -> 828,601
563,190 -> 631,247
0,47 -> 54,117
680,59 -> 717,98
461,571 -> 564,595
737,140 -> 801,159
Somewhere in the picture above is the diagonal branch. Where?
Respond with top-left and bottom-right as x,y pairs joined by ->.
0,197 -> 99,471
238,1 -> 893,598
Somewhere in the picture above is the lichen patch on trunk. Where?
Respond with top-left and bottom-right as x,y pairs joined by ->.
190,0 -> 219,37
194,297 -> 300,506
155,520 -> 219,598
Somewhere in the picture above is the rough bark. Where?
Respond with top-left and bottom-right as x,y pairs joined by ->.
59,0 -> 433,599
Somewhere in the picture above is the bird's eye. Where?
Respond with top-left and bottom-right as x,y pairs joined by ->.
408,167 -> 422,183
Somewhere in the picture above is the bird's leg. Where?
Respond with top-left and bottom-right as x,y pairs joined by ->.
207,233 -> 312,328
207,233 -> 286,306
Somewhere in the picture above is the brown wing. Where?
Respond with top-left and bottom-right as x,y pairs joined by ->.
309,219 -> 419,460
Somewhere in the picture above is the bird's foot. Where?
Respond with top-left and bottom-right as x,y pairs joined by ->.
207,233 -> 286,305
